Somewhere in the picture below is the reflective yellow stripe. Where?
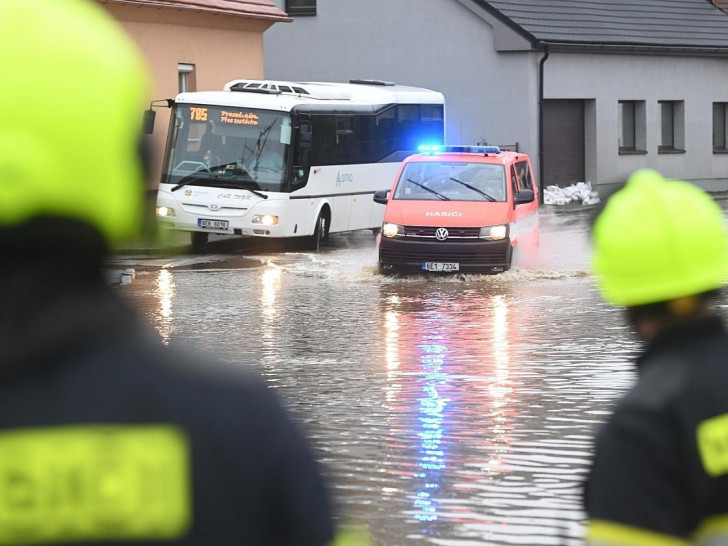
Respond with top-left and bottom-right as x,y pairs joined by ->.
586,520 -> 689,546
693,512 -> 728,544
697,413 -> 728,476
0,425 -> 191,544
329,527 -> 372,546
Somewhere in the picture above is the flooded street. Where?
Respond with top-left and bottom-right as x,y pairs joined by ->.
113,206 -> 646,545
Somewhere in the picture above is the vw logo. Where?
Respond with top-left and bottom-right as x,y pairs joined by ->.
209,204 -> 219,211
435,227 -> 449,241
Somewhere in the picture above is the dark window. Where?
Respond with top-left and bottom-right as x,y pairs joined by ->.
374,107 -> 397,161
658,100 -> 684,153
515,161 -> 533,191
304,104 -> 444,166
660,101 -> 674,149
619,101 -> 636,151
510,165 -> 519,197
714,102 -> 728,152
618,100 -> 647,154
285,0 -> 316,16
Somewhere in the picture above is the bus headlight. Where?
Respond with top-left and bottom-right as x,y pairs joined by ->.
479,224 -> 508,240
156,206 -> 175,218
252,214 -> 279,226
382,223 -> 404,238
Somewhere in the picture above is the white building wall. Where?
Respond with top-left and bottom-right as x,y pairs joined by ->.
545,53 -> 728,189
265,1 -> 728,190
264,0 -> 539,157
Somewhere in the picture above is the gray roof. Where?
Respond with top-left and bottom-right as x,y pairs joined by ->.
477,0 -> 728,51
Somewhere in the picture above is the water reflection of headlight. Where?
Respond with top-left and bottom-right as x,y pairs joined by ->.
155,269 -> 175,345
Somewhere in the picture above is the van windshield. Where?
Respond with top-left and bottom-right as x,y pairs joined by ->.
393,162 -> 507,202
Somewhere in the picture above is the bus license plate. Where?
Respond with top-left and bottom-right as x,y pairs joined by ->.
423,262 -> 459,272
198,219 -> 229,229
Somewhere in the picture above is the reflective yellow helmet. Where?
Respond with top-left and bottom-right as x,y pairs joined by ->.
0,0 -> 150,244
592,169 -> 728,306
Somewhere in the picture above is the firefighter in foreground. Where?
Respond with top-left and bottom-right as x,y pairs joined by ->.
0,1 -> 335,544
585,169 -> 728,545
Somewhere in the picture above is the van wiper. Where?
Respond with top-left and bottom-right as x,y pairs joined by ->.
171,176 -> 268,199
407,178 -> 450,201
449,177 -> 495,202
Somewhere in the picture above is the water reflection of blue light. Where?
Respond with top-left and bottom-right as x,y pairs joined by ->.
414,339 -> 450,527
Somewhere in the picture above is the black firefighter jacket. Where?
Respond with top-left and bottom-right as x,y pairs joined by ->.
0,219 -> 334,546
584,314 -> 728,545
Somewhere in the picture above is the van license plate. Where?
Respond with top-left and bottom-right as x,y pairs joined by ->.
198,219 -> 229,229
423,262 -> 459,272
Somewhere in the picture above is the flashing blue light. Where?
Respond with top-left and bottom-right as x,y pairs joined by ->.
417,144 -> 501,155
417,144 -> 443,154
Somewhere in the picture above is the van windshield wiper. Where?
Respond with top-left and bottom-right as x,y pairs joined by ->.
450,177 -> 495,202
407,178 -> 450,201
171,175 -> 268,199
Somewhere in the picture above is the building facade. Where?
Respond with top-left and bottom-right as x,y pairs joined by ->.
264,0 -> 728,192
97,0 -> 290,186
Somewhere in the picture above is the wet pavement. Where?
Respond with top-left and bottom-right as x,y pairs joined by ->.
108,203 -> 680,545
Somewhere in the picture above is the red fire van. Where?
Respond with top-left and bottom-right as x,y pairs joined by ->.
373,145 -> 539,274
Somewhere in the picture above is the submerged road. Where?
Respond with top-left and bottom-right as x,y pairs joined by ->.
110,202 -> 728,545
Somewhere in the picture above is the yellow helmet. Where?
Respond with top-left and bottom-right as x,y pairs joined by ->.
592,169 -> 728,307
0,0 -> 150,244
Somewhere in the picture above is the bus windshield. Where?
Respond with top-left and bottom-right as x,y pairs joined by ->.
393,162 -> 507,202
161,105 -> 292,192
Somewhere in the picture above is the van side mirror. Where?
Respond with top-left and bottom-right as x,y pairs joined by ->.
514,188 -> 535,205
373,190 -> 389,205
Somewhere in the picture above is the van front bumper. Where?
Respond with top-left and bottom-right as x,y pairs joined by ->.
379,237 -> 512,274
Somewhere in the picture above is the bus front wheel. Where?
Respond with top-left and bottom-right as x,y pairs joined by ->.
308,213 -> 328,251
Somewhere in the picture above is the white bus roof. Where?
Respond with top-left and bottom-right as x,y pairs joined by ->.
174,79 -> 445,112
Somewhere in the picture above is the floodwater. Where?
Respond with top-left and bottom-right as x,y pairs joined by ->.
112,206 -> 645,545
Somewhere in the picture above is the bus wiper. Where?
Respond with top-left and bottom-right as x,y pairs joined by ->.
449,177 -> 495,202
407,178 -> 450,201
209,180 -> 268,199
171,174 -> 209,192
171,174 -> 268,199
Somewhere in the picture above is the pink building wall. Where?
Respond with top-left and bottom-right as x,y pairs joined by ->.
98,1 -> 289,188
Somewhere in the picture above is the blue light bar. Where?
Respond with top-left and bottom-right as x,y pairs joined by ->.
417,144 -> 443,154
416,144 -> 501,155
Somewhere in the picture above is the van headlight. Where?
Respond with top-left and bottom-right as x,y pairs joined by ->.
155,206 -> 175,218
479,224 -> 508,240
382,223 -> 404,238
252,214 -> 279,226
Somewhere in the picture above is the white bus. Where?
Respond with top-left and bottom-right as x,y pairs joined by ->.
154,79 -> 445,249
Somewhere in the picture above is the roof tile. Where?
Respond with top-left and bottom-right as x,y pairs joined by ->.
481,0 -> 728,49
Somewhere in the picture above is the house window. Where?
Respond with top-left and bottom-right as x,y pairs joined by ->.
285,0 -> 316,15
714,102 -> 728,153
618,100 -> 646,154
658,100 -> 685,153
178,63 -> 196,93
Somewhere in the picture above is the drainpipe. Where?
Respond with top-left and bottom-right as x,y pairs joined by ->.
538,45 -> 549,205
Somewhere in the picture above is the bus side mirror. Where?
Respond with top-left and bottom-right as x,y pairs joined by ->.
514,188 -> 535,205
373,190 -> 389,205
298,123 -> 312,150
142,109 -> 156,135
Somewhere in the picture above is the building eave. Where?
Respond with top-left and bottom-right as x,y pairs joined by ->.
99,0 -> 292,23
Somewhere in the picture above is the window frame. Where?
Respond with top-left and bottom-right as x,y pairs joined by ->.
714,102 -> 728,154
618,100 -> 647,155
178,63 -> 196,93
285,0 -> 316,16
658,100 -> 685,154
